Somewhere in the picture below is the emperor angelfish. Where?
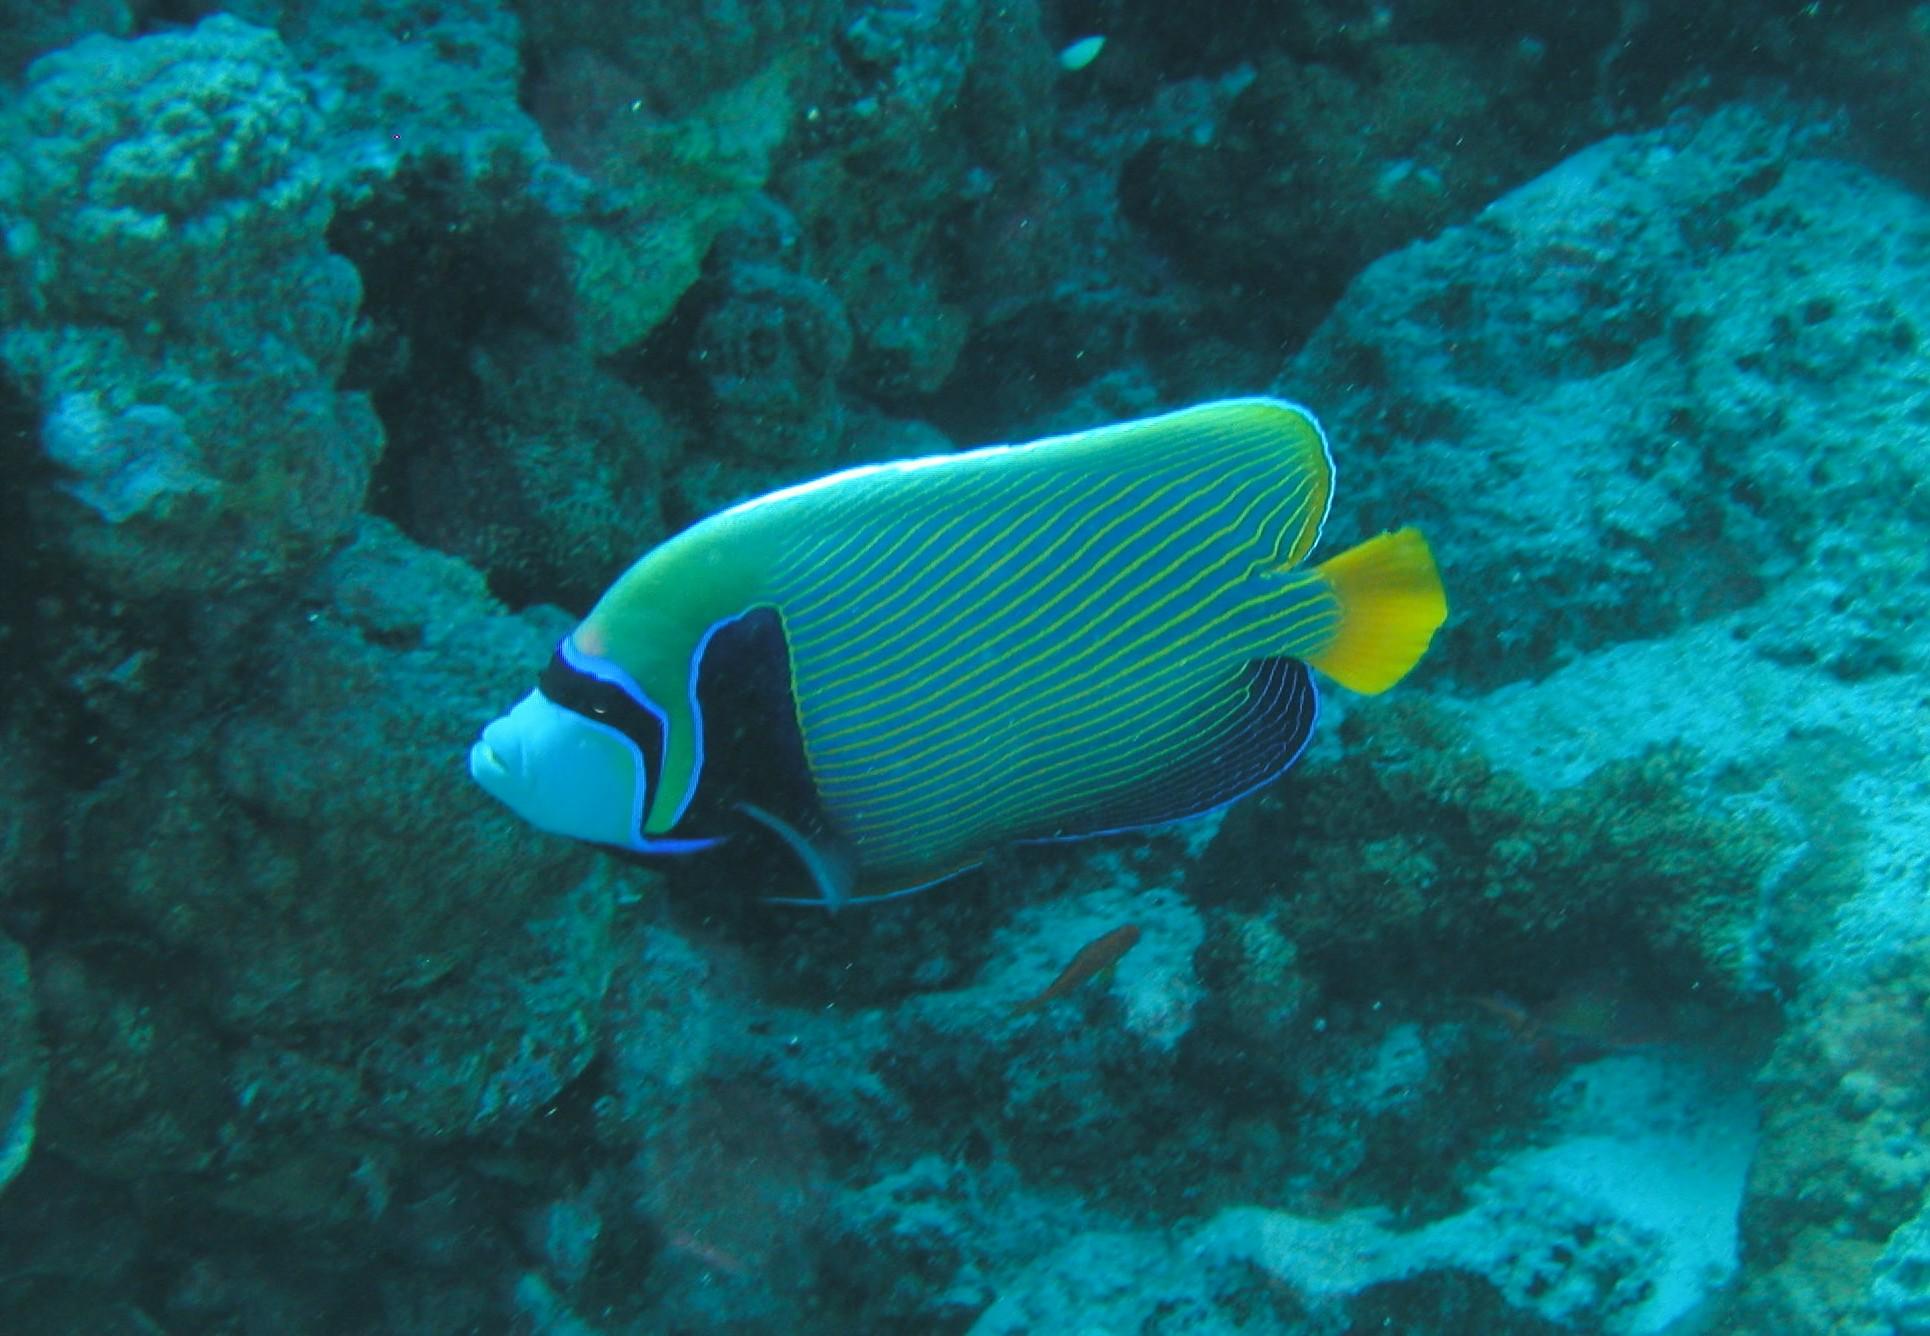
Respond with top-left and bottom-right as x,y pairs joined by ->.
470,398 -> 1447,908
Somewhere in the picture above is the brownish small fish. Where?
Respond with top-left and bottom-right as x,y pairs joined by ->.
662,1226 -> 750,1279
1011,924 -> 1142,1015
1474,977 -> 1671,1068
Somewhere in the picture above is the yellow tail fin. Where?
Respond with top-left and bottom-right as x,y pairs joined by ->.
1302,527 -> 1447,694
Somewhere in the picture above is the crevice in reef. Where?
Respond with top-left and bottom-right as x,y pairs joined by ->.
330,158 -> 579,602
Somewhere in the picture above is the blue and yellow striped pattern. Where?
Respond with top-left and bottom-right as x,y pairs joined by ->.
758,399 -> 1342,882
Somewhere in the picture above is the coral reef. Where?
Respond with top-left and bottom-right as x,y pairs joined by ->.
1740,953 -> 1930,1324
689,223 -> 854,468
1874,1199 -> 1930,1336
517,0 -> 825,355
1192,695 -> 1786,1004
1200,1053 -> 1756,1335
0,2 -> 1926,1332
0,936 -> 37,1193
286,0 -> 543,194
0,0 -> 130,80
774,0 -> 1056,399
373,328 -> 671,608
1286,102 -> 1930,691
1,15 -> 380,596
1122,39 -> 1565,340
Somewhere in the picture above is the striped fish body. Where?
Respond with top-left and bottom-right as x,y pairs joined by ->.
760,408 -> 1334,884
521,399 -> 1446,898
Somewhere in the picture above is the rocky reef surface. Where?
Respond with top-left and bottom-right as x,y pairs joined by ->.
0,3 -> 1926,1333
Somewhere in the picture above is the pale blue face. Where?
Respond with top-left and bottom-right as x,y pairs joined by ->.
470,639 -> 729,857
468,688 -> 650,850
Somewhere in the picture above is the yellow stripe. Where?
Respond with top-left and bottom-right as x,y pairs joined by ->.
796,425 -> 1292,718
802,448 -> 1297,748
784,457 -> 1046,626
775,483 -> 905,586
796,417 -> 1294,696
818,458 -> 1311,739
786,427 -> 1195,626
855,652 -> 1313,866
787,459 -> 1111,684
816,652 -> 1201,795
849,658 -> 1250,847
853,666 -> 1284,866
827,633 -> 1260,833
813,573 -> 1335,799
823,410 -> 1333,862
825,618 -> 1262,818
806,475 -> 1322,774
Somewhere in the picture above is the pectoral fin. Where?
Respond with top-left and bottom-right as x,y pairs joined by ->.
735,802 -> 858,913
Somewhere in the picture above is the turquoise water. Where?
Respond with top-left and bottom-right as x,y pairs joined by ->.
0,4 -> 1926,1333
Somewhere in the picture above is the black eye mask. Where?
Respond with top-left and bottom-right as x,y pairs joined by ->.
537,643 -> 666,817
